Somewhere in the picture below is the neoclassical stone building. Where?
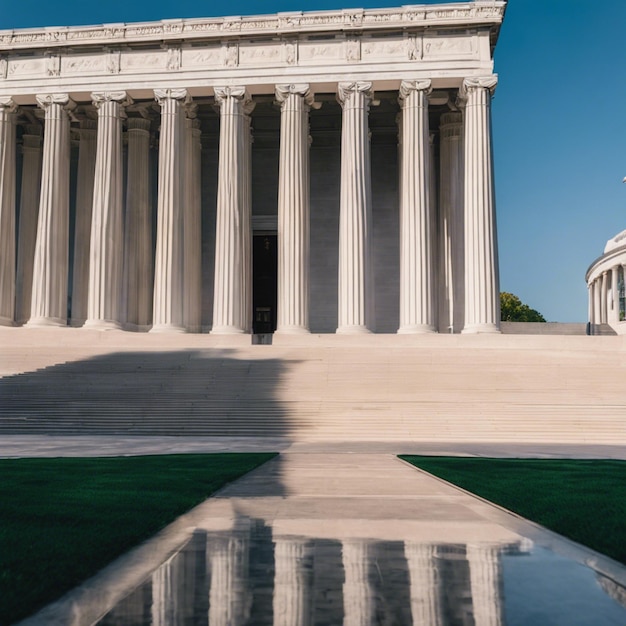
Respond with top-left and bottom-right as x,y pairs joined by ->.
0,1 -> 505,336
586,229 -> 626,335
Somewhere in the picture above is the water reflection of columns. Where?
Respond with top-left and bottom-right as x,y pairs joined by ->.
342,540 -> 375,626
208,531 -> 251,626
405,542 -> 442,626
273,536 -> 313,626
467,544 -> 504,626
152,553 -> 180,626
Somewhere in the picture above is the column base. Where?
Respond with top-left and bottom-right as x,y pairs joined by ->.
461,323 -> 501,334
0,316 -> 15,327
336,325 -> 372,335
211,325 -> 247,335
275,326 -> 310,335
70,318 -> 85,328
83,318 -> 122,331
24,316 -> 67,328
397,324 -> 436,334
150,323 -> 187,334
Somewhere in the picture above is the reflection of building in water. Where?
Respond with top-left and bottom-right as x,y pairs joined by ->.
97,519 -> 524,625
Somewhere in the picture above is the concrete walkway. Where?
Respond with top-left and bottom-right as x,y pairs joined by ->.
2,434 -> 626,459
15,439 -> 626,625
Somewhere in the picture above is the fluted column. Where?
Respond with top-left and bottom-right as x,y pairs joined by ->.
461,76 -> 500,333
405,542 -> 442,626
593,278 -> 602,330
212,86 -> 254,334
70,120 -> 97,326
152,553 -> 181,626
124,117 -> 153,330
273,536 -> 313,626
183,115 -> 203,332
0,97 -> 17,326
84,92 -> 130,329
152,88 -> 190,332
611,266 -> 619,324
27,93 -> 75,327
587,283 -> 594,329
398,80 -> 435,333
337,81 -> 374,334
439,111 -> 464,333
467,544 -> 504,626
600,271 -> 608,324
275,83 -> 314,334
342,540 -> 374,626
242,110 -> 253,334
15,124 -> 43,324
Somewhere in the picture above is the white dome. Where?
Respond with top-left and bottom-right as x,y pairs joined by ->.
604,229 -> 626,253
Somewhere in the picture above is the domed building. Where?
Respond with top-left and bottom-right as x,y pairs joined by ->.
586,229 -> 626,334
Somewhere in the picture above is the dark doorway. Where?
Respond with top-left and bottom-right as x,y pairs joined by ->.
253,234 -> 277,334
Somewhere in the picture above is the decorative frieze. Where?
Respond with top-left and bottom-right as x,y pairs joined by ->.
0,4 -> 505,54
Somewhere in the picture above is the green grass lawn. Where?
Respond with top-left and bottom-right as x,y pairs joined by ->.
0,453 -> 276,625
400,456 -> 626,566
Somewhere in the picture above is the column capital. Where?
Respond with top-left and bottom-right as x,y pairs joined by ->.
275,83 -> 317,107
154,88 -> 190,105
399,79 -> 432,101
91,91 -> 133,109
460,75 -> 498,98
214,86 -> 255,115
0,96 -> 17,113
337,81 -> 373,107
35,93 -> 76,112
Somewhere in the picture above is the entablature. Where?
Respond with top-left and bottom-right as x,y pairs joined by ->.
0,3 -> 504,101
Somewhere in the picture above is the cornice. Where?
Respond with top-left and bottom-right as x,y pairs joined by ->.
0,2 -> 506,52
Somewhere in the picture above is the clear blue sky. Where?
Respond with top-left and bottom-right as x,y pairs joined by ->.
3,0 -> 626,322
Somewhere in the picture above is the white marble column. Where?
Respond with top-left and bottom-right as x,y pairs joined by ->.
460,76 -> 500,334
611,266 -> 619,324
439,111 -> 464,334
342,540 -> 374,626
467,544 -> 504,626
184,114 -> 202,332
242,110 -> 253,334
593,278 -> 602,330
405,542 -> 442,626
0,97 -> 17,326
275,83 -> 314,335
70,120 -> 97,326
152,88 -> 190,332
212,86 -> 254,334
15,123 -> 43,324
124,117 -> 153,330
337,81 -> 374,334
273,536 -> 313,626
398,80 -> 435,333
587,283 -> 594,328
27,93 -> 75,327
84,91 -> 130,329
600,271 -> 608,324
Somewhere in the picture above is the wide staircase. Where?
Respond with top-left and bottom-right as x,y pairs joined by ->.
1,328 -> 624,443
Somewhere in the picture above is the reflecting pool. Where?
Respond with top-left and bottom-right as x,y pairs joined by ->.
93,518 -> 626,626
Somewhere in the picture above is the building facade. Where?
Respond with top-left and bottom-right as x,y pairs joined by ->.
586,229 -> 626,335
0,2 -> 505,335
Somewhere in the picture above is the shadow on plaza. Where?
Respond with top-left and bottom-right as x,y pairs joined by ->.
0,349 -> 305,439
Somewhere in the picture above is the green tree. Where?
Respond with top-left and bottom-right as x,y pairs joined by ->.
500,292 -> 546,322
